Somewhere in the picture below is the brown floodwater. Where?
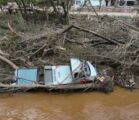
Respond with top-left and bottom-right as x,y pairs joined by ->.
0,87 -> 139,120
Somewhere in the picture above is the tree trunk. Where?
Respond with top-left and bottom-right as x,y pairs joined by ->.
0,5 -> 3,13
15,0 -> 24,20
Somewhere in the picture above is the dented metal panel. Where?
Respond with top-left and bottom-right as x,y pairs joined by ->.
55,66 -> 72,85
70,58 -> 82,74
86,61 -> 97,76
44,66 -> 56,85
15,68 -> 38,85
70,58 -> 97,81
44,65 -> 73,85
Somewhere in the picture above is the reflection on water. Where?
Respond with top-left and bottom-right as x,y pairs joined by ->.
0,87 -> 139,120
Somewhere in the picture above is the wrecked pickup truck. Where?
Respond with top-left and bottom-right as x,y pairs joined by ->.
0,58 -> 113,93
15,58 -> 97,85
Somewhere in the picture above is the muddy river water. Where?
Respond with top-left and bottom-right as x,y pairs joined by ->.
0,87 -> 139,120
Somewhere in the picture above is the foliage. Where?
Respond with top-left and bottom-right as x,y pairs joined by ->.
0,0 -> 8,5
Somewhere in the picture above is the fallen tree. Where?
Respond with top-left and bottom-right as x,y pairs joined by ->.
0,55 -> 18,70
62,25 -> 123,45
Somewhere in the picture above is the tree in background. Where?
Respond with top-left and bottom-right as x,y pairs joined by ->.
0,0 -> 8,12
137,0 -> 139,4
12,0 -> 72,24
0,0 -> 8,5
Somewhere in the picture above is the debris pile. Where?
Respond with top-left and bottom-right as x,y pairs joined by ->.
0,14 -> 139,89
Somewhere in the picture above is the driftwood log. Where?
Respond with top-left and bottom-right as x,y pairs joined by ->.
0,50 -> 9,56
8,22 -> 16,36
0,81 -> 113,93
62,25 -> 122,45
123,22 -> 139,32
0,55 -> 18,70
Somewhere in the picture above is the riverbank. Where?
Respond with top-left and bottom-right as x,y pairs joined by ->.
0,13 -> 138,91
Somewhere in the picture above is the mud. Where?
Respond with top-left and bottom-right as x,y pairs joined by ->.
0,87 -> 139,120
